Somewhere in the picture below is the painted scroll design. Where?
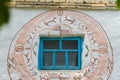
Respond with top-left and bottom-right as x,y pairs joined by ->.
7,10 -> 113,80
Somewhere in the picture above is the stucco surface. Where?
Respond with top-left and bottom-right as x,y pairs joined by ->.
0,8 -> 120,80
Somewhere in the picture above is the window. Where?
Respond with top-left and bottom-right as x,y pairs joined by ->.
38,37 -> 83,70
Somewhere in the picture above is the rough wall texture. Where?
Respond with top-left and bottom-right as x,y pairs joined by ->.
8,0 -> 116,9
0,8 -> 120,80
11,0 -> 116,3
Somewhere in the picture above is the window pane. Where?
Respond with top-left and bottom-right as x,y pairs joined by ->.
43,52 -> 52,66
69,52 -> 78,66
62,40 -> 78,49
56,52 -> 65,66
43,40 -> 59,49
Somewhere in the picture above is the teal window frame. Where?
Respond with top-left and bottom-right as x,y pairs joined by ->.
38,37 -> 83,70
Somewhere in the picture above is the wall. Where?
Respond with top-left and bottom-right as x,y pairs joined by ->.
0,8 -> 120,80
8,0 -> 116,9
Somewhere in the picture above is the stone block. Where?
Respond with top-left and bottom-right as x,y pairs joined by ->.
15,4 -> 32,7
25,0 -> 38,1
15,0 -> 24,1
46,0 -> 53,2
84,0 -> 96,3
53,0 -> 59,2
60,3 -> 76,8
77,4 -> 92,9
101,0 -> 115,3
101,0 -> 110,3
95,0 -> 102,3
39,0 -> 45,2
45,2 -> 59,6
59,0 -> 66,2
106,6 -> 117,9
77,0 -> 83,3
92,4 -> 106,9
77,3 -> 92,6
77,6 -> 91,9
44,6 -> 59,8
70,0 -> 79,3
106,3 -> 116,7
33,5 -> 45,8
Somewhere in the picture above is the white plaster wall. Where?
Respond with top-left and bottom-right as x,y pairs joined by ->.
0,8 -> 120,80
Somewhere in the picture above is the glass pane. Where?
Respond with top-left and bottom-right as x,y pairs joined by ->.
69,52 -> 78,66
43,40 -> 59,49
56,52 -> 65,66
43,52 -> 52,66
62,40 -> 78,49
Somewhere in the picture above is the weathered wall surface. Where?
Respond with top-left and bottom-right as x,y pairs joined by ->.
0,8 -> 120,80
8,0 -> 116,9
11,0 -> 116,3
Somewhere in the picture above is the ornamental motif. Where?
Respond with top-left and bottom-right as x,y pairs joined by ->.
7,10 -> 113,80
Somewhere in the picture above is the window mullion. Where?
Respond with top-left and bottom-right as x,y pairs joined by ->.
41,39 -> 43,69
52,51 -> 56,68
38,39 -> 41,70
66,51 -> 69,69
60,38 -> 62,50
78,39 -> 81,69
